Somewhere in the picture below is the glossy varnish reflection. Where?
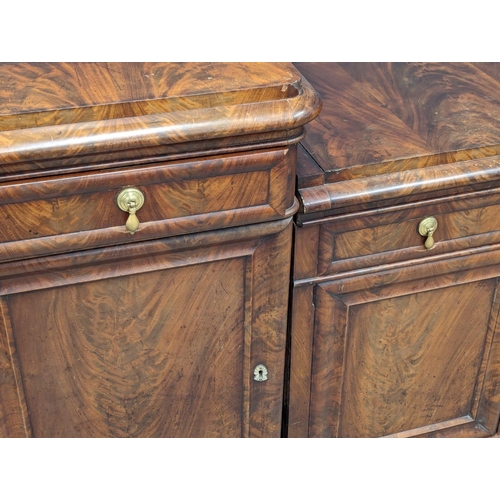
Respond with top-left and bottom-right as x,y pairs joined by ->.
295,62 -> 500,182
289,62 -> 500,438
0,63 -> 321,174
2,217 -> 294,438
0,63 -> 322,438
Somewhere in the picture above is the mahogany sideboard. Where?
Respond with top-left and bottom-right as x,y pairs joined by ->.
0,62 -> 321,437
2,62 -> 500,438
289,62 -> 500,438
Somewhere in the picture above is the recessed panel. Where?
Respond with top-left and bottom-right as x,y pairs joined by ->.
339,281 -> 495,437
9,258 -> 246,437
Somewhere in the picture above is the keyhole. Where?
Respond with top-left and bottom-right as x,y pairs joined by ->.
253,364 -> 268,382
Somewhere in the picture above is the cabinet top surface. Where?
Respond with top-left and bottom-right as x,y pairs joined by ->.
0,63 -> 321,173
0,62 -> 300,122
295,62 -> 500,181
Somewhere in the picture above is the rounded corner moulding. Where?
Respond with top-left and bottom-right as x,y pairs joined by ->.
297,154 -> 500,216
0,78 -> 322,169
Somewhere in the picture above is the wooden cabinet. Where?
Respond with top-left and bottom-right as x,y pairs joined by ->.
0,62 -> 321,438
289,63 -> 500,438
6,62 -> 500,438
1,218 -> 293,437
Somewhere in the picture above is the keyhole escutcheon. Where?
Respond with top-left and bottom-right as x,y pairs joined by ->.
253,364 -> 268,382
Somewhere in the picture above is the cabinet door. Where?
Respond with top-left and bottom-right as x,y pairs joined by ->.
0,218 -> 292,438
303,251 -> 500,437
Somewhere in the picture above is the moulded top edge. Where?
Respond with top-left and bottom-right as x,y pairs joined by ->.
0,64 -> 322,168
0,62 -> 302,131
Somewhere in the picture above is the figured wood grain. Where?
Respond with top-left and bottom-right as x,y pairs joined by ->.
295,62 -> 500,185
0,147 -> 296,262
10,259 -> 247,437
339,63 -> 500,156
0,64 -> 321,172
0,298 -> 31,437
306,268 -> 500,438
2,217 -> 293,437
0,132 -> 306,183
473,280 -> 500,435
0,215 -> 291,291
308,288 -> 348,437
312,190 -> 500,277
339,281 -> 494,437
287,286 -> 315,438
0,63 -> 300,122
248,220 -> 293,436
293,224 -> 320,280
297,184 -> 500,276
334,202 -> 500,259
290,62 -> 500,439
292,240 -> 500,437
294,62 -> 431,179
0,63 -> 317,439
0,170 -> 268,240
295,235 -> 500,291
298,154 -> 500,215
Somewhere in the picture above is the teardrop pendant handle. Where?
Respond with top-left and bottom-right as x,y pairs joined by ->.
116,187 -> 145,235
418,217 -> 438,250
125,206 -> 140,234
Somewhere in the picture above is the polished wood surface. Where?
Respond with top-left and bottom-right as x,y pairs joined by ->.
298,152 -> 500,216
299,186 -> 500,277
0,218 -> 293,437
0,147 -> 296,263
291,245 -> 500,438
294,63 -> 500,218
0,63 -> 300,121
290,63 -> 500,438
0,299 -> 31,437
295,62 -> 500,181
337,281 -> 494,437
0,62 -> 323,438
13,259 -> 248,438
0,63 -> 321,174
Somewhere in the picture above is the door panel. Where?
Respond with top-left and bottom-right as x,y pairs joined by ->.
9,259 -> 246,438
341,281 -> 494,437
0,218 -> 292,437
308,269 -> 500,438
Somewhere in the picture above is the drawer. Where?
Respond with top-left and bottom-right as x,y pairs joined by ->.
0,147 -> 296,263
295,187 -> 500,280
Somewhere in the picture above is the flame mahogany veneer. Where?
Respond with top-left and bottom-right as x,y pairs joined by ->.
0,63 -> 321,438
289,63 -> 500,438
4,62 -> 500,438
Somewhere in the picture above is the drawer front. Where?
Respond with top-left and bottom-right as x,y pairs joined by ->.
0,147 -> 295,262
303,188 -> 500,278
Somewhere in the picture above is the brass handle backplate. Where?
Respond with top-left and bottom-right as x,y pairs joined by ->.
116,187 -> 145,234
418,216 -> 438,250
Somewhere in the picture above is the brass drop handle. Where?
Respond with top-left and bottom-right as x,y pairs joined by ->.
418,216 -> 438,250
116,187 -> 145,235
